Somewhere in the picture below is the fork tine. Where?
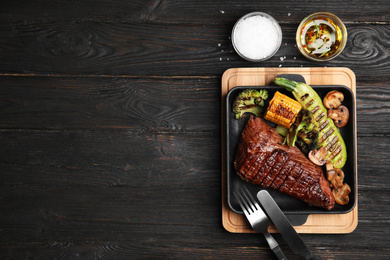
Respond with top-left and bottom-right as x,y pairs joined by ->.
239,190 -> 254,214
241,186 -> 260,212
233,191 -> 249,215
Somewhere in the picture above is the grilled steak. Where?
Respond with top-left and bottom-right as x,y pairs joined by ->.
234,116 -> 335,210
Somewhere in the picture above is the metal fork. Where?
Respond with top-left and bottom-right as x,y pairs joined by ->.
234,187 -> 287,260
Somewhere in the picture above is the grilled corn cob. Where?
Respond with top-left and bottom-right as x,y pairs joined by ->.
264,91 -> 302,128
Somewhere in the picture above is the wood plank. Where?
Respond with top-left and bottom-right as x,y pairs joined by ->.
0,75 -> 389,135
0,183 -> 388,241
356,84 -> 390,134
0,129 -> 386,188
0,186 -> 221,240
0,22 -> 389,80
1,0 -> 389,23
0,130 -> 219,187
0,76 -> 220,131
0,186 -> 388,257
1,240 -> 389,260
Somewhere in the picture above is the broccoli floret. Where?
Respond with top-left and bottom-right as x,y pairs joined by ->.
287,109 -> 319,154
232,89 -> 268,119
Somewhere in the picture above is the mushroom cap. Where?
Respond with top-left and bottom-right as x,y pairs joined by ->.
323,90 -> 344,109
333,183 -> 351,205
328,105 -> 349,127
327,168 -> 345,188
308,146 -> 327,166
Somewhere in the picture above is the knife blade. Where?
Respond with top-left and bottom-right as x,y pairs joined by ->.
257,190 -> 316,260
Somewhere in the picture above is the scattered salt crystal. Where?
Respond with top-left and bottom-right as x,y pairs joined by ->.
218,43 -> 221,47
220,10 -> 225,14
219,58 -> 222,61
294,57 -> 297,60
280,57 -> 284,61
288,13 -> 291,17
279,64 -> 282,67
233,15 -> 281,60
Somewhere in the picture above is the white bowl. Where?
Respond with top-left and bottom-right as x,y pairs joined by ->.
232,12 -> 282,62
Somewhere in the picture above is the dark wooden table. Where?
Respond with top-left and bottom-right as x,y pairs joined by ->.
1,1 -> 389,259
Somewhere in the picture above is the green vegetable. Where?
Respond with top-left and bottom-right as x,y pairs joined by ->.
274,77 -> 347,168
276,124 -> 288,137
276,109 -> 319,154
294,109 -> 319,154
232,89 -> 268,119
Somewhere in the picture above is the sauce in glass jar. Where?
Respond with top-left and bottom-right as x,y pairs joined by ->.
296,13 -> 347,61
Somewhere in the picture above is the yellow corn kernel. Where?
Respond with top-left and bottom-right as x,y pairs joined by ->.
264,91 -> 302,128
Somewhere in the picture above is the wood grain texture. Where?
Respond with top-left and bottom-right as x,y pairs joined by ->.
0,22 -> 389,80
0,129 -> 387,190
0,186 -> 389,259
0,76 -> 220,131
0,76 -> 389,135
1,0 -> 389,23
1,0 -> 390,259
0,130 -> 220,188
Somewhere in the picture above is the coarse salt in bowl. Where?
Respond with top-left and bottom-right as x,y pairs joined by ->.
232,12 -> 282,62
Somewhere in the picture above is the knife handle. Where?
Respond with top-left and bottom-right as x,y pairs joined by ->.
264,232 -> 287,260
272,245 -> 287,260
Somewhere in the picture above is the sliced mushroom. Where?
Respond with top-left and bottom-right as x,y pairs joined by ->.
333,183 -> 351,205
328,105 -> 349,127
327,168 -> 345,188
325,161 -> 334,172
326,161 -> 343,188
323,90 -> 344,109
308,146 -> 327,166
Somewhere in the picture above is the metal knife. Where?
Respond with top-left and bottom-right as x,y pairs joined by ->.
257,190 -> 316,260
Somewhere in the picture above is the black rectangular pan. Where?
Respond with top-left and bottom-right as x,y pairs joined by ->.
226,74 -> 356,224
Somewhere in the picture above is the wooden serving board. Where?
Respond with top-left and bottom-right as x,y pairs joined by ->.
221,67 -> 358,234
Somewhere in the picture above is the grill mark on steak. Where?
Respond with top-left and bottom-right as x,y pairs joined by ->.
250,152 -> 270,182
240,152 -> 268,182
253,150 -> 280,185
260,149 -> 288,188
279,163 -> 303,194
234,116 -> 335,210
269,159 -> 295,190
